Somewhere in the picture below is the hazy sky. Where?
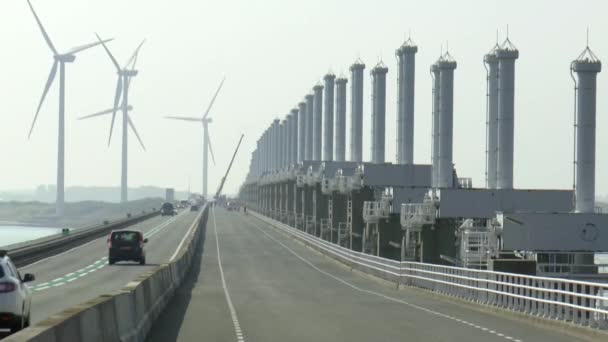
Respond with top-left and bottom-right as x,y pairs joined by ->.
1,0 -> 608,198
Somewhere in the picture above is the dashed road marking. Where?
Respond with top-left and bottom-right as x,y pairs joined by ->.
212,207 -> 245,342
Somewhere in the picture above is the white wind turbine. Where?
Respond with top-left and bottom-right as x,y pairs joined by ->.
165,78 -> 226,200
78,35 -> 146,203
26,0 -> 112,216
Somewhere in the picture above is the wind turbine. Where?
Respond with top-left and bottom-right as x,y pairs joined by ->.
165,78 -> 225,200
78,35 -> 146,203
26,0 -> 112,216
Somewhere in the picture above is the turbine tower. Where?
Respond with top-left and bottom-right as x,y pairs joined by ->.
79,35 -> 146,203
26,0 -> 111,216
165,78 -> 226,200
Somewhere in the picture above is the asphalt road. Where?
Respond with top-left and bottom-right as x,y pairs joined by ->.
19,209 -> 200,325
146,207 -> 596,342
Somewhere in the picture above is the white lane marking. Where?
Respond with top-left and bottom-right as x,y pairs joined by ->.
144,210 -> 188,239
212,207 -> 245,342
249,220 -> 522,342
53,282 -> 65,287
22,234 -> 104,268
170,210 -> 203,261
35,286 -> 50,291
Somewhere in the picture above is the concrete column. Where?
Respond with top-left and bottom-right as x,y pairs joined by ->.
335,77 -> 348,161
298,101 -> 306,163
371,62 -> 388,163
350,60 -> 365,162
496,42 -> 519,189
278,120 -> 285,169
313,84 -> 324,161
396,40 -> 417,164
272,119 -> 280,170
305,94 -> 314,160
573,51 -> 602,213
437,55 -> 457,188
484,48 -> 499,189
290,108 -> 299,166
287,115 -> 292,167
430,64 -> 440,187
323,74 -> 336,161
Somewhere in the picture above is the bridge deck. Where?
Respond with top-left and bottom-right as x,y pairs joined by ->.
146,207 -> 583,342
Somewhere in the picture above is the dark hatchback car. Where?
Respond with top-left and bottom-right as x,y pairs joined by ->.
107,230 -> 148,265
161,202 -> 175,216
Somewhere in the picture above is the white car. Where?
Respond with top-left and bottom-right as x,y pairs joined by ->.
0,251 -> 35,333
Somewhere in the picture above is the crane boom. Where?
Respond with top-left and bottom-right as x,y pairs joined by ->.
215,134 -> 244,199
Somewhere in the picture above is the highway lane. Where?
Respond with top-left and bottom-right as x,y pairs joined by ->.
146,207 -> 594,342
19,209 -> 200,325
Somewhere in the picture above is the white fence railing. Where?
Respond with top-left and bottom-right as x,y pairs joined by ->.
252,211 -> 608,330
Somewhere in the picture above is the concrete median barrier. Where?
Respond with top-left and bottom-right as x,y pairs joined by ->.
4,205 -> 209,342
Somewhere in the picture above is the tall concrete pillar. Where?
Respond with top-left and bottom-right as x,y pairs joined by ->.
430,63 -> 440,187
573,47 -> 602,213
305,94 -> 314,160
284,115 -> 291,167
396,39 -> 417,164
298,101 -> 306,163
313,84 -> 324,161
350,60 -> 365,162
371,62 -> 388,164
290,108 -> 299,166
496,40 -> 519,189
279,119 -> 285,169
335,77 -> 348,162
437,54 -> 457,188
323,73 -> 336,161
272,119 -> 280,170
484,46 -> 499,189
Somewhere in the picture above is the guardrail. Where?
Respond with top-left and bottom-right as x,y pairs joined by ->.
252,211 -> 608,331
5,205 -> 209,342
8,211 -> 160,268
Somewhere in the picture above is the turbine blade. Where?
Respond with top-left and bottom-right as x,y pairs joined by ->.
67,38 -> 113,55
124,39 -> 146,69
95,33 -> 120,71
207,132 -> 216,166
78,105 -> 132,120
28,60 -> 58,138
202,77 -> 226,119
108,76 -> 123,145
127,115 -> 146,151
27,0 -> 58,55
164,116 -> 202,122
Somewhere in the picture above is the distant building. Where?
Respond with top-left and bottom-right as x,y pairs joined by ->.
166,188 -> 175,202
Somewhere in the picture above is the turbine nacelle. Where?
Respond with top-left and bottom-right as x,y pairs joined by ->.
54,54 -> 76,63
119,69 -> 138,77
